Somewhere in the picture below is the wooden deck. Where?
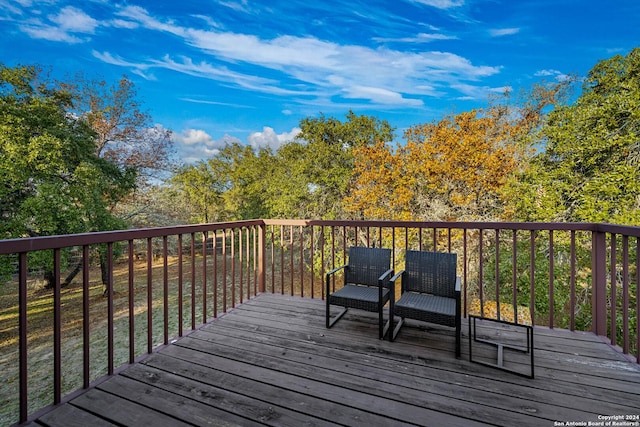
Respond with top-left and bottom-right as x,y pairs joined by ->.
33,293 -> 640,427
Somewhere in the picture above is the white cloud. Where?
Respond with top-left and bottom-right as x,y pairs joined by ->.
50,6 -> 98,33
19,6 -> 98,43
172,129 -> 241,163
489,28 -> 520,37
247,127 -> 301,150
410,0 -> 465,9
217,0 -> 251,13
450,83 -> 512,100
373,32 -> 457,43
343,86 -> 423,106
99,5 -> 502,109
21,23 -> 84,43
178,129 -> 214,146
109,19 -> 139,29
535,69 -> 571,82
180,98 -> 254,108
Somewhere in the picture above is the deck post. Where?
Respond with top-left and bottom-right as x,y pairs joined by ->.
591,230 -> 607,337
258,221 -> 266,293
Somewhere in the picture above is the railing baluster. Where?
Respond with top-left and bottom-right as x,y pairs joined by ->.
231,228 -> 237,307
463,229 -> 468,318
512,230 -> 518,324
495,229 -> 500,321
203,231 -> 208,321
331,226 -> 336,293
270,225 -> 275,293
309,225 -> 312,298
622,235 -> 629,354
107,242 -> 114,375
570,231 -> 576,331
320,226 -> 326,299
247,227 -> 251,301
128,240 -> 135,361
529,230 -> 536,326
223,229 -> 228,311
342,225 -> 346,260
299,225 -> 304,298
53,248 -> 61,404
280,225 -> 284,295
392,227 -> 396,263
610,233 -> 617,345
82,245 -> 90,389
19,252 -> 27,424
432,227 -> 437,251
190,233 -> 196,330
163,236 -> 169,345
213,230 -> 218,318
479,229 -> 484,317
549,230 -> 554,329
405,227 -> 409,254
239,228 -> 244,304
253,226 -> 258,296
177,235 -> 183,337
147,238 -> 153,354
289,226 -> 294,296
592,230 -> 607,337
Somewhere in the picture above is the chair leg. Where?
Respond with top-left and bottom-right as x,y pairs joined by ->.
327,305 -> 349,329
455,321 -> 461,358
390,317 -> 404,341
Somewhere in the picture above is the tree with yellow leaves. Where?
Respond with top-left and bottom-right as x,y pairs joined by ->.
347,83 -> 569,222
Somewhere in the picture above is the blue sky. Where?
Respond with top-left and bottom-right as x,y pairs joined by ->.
1,0 -> 639,163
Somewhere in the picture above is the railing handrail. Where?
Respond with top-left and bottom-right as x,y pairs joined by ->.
0,219 -> 264,254
1,218 -> 639,425
5,220 -> 640,256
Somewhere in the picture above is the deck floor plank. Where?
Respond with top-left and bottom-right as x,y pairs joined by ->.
34,293 -> 640,427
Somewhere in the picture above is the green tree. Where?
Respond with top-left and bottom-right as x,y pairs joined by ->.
509,48 -> 640,224
63,74 -> 175,288
0,64 -> 136,285
169,142 -> 269,223
292,110 -> 395,219
167,111 -> 394,222
262,141 -> 313,218
504,49 -> 640,342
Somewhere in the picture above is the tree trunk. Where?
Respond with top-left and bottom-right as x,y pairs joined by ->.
99,248 -> 110,297
62,259 -> 83,287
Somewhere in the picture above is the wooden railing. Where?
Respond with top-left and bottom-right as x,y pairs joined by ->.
0,219 -> 638,425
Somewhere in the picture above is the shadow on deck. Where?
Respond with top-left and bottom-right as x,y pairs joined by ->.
32,294 -> 640,426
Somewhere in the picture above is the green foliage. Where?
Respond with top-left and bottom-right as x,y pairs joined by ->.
296,110 -> 395,219
480,231 -> 593,329
509,48 -> 640,224
0,63 -> 136,283
170,142 -> 269,222
167,111 -> 395,222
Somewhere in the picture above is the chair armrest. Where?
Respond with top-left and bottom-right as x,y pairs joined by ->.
378,268 -> 394,283
326,264 -> 347,297
326,264 -> 347,277
390,270 -> 404,283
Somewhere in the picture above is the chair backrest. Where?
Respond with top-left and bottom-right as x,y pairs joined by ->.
403,250 -> 457,298
345,246 -> 392,287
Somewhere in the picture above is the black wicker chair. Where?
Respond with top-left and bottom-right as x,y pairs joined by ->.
326,246 -> 393,339
389,250 -> 461,357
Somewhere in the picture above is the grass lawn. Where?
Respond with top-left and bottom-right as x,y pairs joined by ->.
0,253 -> 249,426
